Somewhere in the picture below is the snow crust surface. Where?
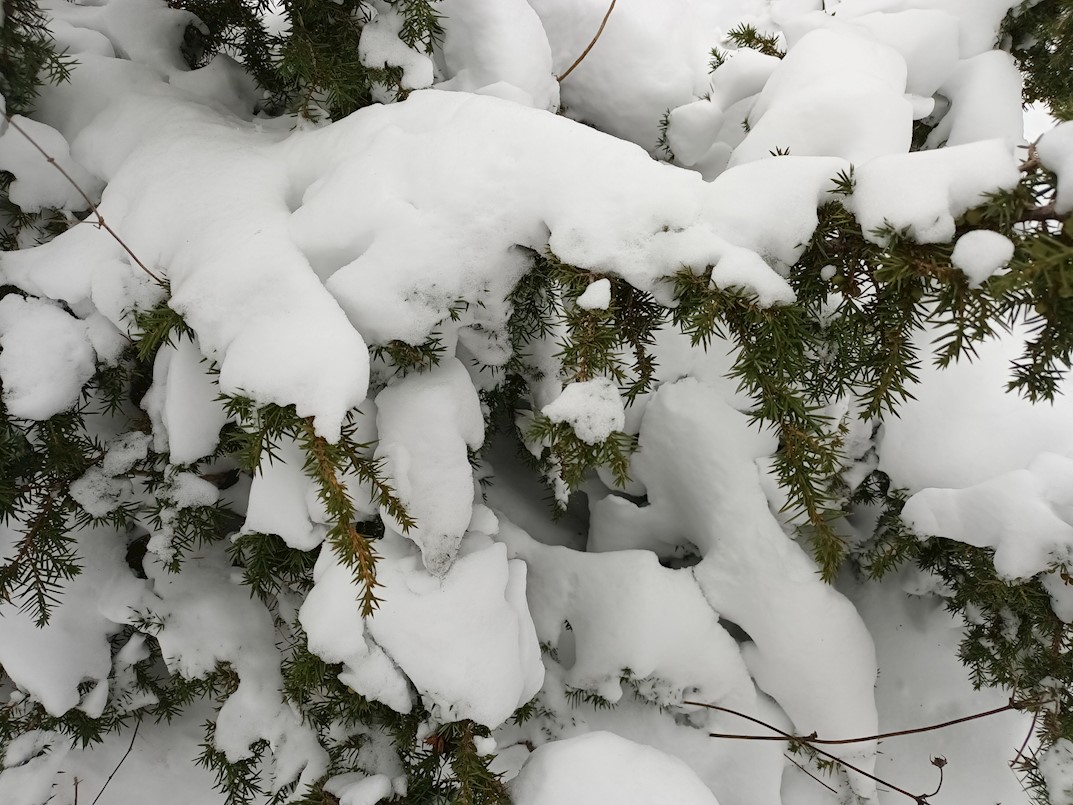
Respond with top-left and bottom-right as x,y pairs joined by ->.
2,0 -> 1070,802
511,731 -> 721,805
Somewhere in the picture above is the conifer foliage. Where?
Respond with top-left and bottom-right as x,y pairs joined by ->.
2,1 -> 1073,805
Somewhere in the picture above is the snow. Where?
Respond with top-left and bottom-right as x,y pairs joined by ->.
0,731 -> 71,805
576,277 -> 612,310
324,772 -> 395,805
511,731 -> 721,805
2,0 -> 1065,802
528,0 -> 729,151
242,435 -> 321,551
0,295 -> 96,420
924,50 -> 1024,149
0,524 -> 140,716
137,544 -> 328,789
848,139 -> 1021,244
821,0 -> 1019,59
359,3 -> 435,92
703,155 -> 849,272
729,28 -> 912,167
0,115 -> 102,212
1040,740 -> 1073,805
709,245 -> 795,305
950,229 -> 1014,287
375,358 -> 485,575
784,8 -> 960,97
880,329 -> 1073,492
301,529 -> 544,729
591,378 -> 879,796
901,452 -> 1073,579
155,335 -> 230,465
436,0 -> 559,111
1037,121 -> 1073,215
541,377 -> 625,445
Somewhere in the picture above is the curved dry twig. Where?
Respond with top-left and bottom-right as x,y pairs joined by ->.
3,114 -> 165,286
557,0 -> 617,83
91,719 -> 140,805
684,699 -> 949,804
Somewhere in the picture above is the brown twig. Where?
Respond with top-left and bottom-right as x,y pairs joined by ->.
685,699 -> 951,804
687,698 -> 1021,745
557,0 -> 617,83
784,752 -> 839,795
1019,202 -> 1068,223
2,114 -> 165,286
91,719 -> 140,805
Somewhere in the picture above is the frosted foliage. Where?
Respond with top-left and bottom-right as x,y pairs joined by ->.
541,377 -> 625,444
0,525 -> 141,716
436,0 -> 559,110
301,529 -> 544,728
1038,121 -> 1073,215
950,229 -> 1013,287
359,3 -> 434,91
511,732 -> 721,805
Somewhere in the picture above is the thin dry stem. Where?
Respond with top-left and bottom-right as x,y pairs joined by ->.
3,114 -> 165,285
557,0 -> 617,82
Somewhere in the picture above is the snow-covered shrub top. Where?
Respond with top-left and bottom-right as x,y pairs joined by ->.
2,1 -> 1073,804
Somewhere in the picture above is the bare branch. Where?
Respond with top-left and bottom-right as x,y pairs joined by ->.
557,0 -> 617,83
3,114 -> 165,286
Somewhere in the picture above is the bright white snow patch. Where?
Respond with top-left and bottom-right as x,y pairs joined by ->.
511,731 -> 720,805
0,730 -> 71,805
0,524 -> 141,716
849,139 -> 1020,244
589,377 -> 879,797
1040,739 -> 1073,805
0,115 -> 101,212
359,3 -> 435,92
436,0 -> 559,110
729,28 -> 912,167
0,294 -> 96,420
576,277 -> 612,310
243,435 -> 321,551
541,377 -> 625,445
950,229 -> 1014,287
901,452 -> 1073,580
324,772 -> 395,805
302,531 -> 544,729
